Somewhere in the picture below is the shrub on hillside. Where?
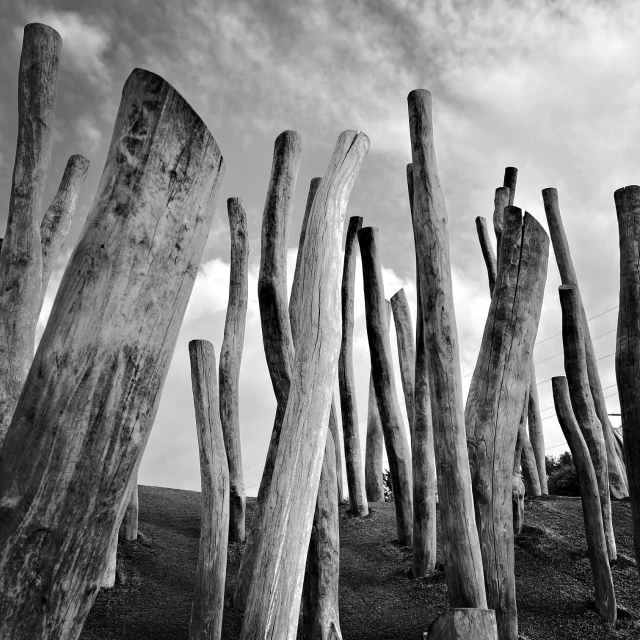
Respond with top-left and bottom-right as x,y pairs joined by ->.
382,469 -> 394,502
546,451 -> 580,496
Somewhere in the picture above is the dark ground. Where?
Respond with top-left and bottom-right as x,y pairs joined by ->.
80,486 -> 640,640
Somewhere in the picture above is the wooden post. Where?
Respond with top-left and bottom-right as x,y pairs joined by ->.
503,167 -> 517,205
359,227 -> 413,546
475,216 -> 497,294
515,391 -> 542,497
328,399 -> 345,503
219,197 -> 249,544
0,68 -> 224,640
552,376 -> 617,623
121,473 -> 139,541
559,284 -> 616,561
426,609 -> 498,640
188,340 -> 229,640
543,187 -> 628,499
0,24 -> 61,444
408,89 -> 486,609
100,526 -> 119,589
492,186 -> 511,260
239,131 -> 369,640
527,360 -> 549,495
615,184 -> 640,575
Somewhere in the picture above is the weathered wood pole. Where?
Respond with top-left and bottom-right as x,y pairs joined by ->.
527,360 -> 549,495
328,399 -> 345,503
239,131 -> 369,640
514,390 -> 542,497
219,197 -> 249,544
359,227 -> 413,546
543,187 -> 628,499
0,24 -> 60,444
559,284 -> 616,561
121,475 -> 139,541
0,68 -> 224,640
615,184 -> 640,574
101,527 -> 119,589
408,89 -> 486,609
364,299 -> 392,502
552,376 -> 617,623
503,167 -> 517,205
492,186 -> 511,260
391,288 -> 416,438
426,609 -> 498,640
188,340 -> 229,640
467,206 -> 549,640
475,216 -> 497,294
338,215 -> 368,516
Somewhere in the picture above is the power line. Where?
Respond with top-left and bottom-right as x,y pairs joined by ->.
533,305 -> 618,347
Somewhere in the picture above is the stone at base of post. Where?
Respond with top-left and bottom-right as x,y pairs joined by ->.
424,609 -> 498,639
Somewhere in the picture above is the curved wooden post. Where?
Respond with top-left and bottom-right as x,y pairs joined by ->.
219,197 -> 249,544
239,131 -> 369,640
559,284 -> 616,560
426,609 -> 498,640
359,227 -> 413,546
475,216 -> 497,294
515,390 -> 541,497
527,360 -> 548,495
188,340 -> 229,640
543,187 -> 628,499
0,68 -> 224,640
408,88 -> 486,609
552,376 -> 617,623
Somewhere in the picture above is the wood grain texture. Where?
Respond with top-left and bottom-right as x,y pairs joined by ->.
0,68 -> 224,640
408,88 -> 486,609
328,397 -> 345,503
426,608 -> 498,640
0,23 -> 61,444
517,393 -> 542,497
475,216 -> 497,294
615,184 -> 640,575
466,207 -> 549,640
493,186 -> 511,261
543,187 -> 628,499
188,340 -> 229,640
219,197 -> 249,544
527,359 -> 548,495
359,227 -> 413,546
553,376 -> 617,623
503,167 -> 517,206
559,284 -> 616,561
239,130 -> 369,640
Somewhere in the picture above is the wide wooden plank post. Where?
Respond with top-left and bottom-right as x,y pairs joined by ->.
219,197 -> 249,544
359,227 -> 413,546
239,131 -> 369,640
0,68 -> 224,640
188,340 -> 229,640
338,215 -> 368,516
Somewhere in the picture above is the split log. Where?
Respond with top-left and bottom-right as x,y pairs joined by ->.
0,23 -> 61,444
408,88 -> 486,609
527,360 -> 549,495
219,197 -> 249,544
338,215 -> 368,516
503,167 -> 517,205
0,68 -> 224,640
559,284 -> 616,561
552,376 -> 617,623
239,130 -> 369,640
614,184 -> 640,574
543,187 -> 628,499
188,340 -> 229,640
359,227 -> 413,546
425,609 -> 498,640
121,475 -> 139,541
475,216 -> 497,294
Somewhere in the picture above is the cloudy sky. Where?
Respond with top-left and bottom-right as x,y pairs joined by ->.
0,0 -> 636,494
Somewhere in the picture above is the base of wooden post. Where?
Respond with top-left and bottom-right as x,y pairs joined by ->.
424,609 -> 498,639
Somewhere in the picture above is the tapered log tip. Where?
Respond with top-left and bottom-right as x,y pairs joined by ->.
407,88 -> 432,103
189,339 -> 215,355
24,22 -> 63,45
357,226 -> 377,243
614,185 -> 640,209
541,187 -> 558,201
390,288 -> 406,304
337,129 -> 370,154
227,196 -> 242,206
275,129 -> 302,148
69,154 -> 91,173
522,211 -> 550,241
347,215 -> 364,231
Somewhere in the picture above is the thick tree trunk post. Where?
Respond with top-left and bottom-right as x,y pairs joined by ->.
408,89 -> 486,609
219,197 -> 249,544
503,167 -> 517,206
239,131 -> 369,640
543,187 -> 628,499
338,215 -> 368,516
0,23 -> 61,445
0,68 -> 224,640
475,216 -> 497,294
527,360 -> 548,495
188,340 -> 229,640
615,184 -> 640,574
359,227 -> 413,546
552,376 -> 617,623
426,609 -> 498,640
559,284 -> 616,561
302,430 -> 342,640
121,475 -> 139,541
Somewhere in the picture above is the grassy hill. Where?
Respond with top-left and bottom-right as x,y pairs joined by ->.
79,486 -> 640,639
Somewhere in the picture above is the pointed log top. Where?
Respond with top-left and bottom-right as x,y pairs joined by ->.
390,288 -> 407,305
407,89 -> 433,102
24,22 -> 62,44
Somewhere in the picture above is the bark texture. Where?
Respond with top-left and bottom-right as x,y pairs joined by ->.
0,68 -> 224,640
426,609 -> 498,640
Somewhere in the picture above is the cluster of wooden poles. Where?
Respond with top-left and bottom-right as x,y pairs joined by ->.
1,21 -> 640,640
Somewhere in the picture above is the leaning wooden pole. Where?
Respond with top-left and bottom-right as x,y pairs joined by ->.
475,216 -> 497,294
0,68 -> 224,640
219,197 -> 249,544
515,390 -> 542,497
338,215 -> 368,516
188,340 -> 229,640
121,475 -> 139,541
239,131 -> 369,640
408,88 -> 486,609
503,167 -> 517,206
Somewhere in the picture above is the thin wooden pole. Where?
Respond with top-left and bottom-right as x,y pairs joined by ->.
328,399 -> 345,503
503,167 -> 517,206
493,186 -> 511,260
121,474 -> 139,541
475,216 -> 497,294
527,359 -> 548,495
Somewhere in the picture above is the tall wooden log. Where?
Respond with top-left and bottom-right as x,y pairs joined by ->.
492,186 -> 511,260
515,391 -> 542,497
527,359 -> 548,495
101,525 -> 119,589
543,187 -> 628,499
503,167 -> 517,205
559,284 -> 616,561
0,68 -> 224,640
426,609 -> 498,640
219,197 -> 249,544
552,376 -> 617,623
121,475 -> 139,541
615,184 -> 640,574
0,23 -> 61,445
475,216 -> 497,294
239,130 -> 369,640
338,215 -> 368,516
408,88 -> 486,609
359,227 -> 413,546
328,398 -> 345,503
188,340 -> 229,640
